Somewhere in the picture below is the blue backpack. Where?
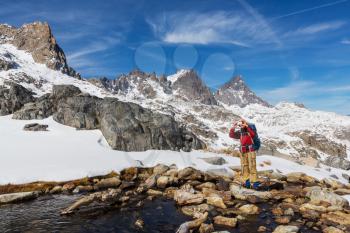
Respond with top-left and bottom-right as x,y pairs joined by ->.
248,123 -> 261,151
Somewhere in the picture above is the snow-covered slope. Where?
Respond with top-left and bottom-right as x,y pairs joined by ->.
1,115 -> 349,185
227,102 -> 350,160
1,41 -> 349,169
0,44 -> 108,97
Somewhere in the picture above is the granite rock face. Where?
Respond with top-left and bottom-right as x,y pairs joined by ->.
171,70 -> 217,105
0,82 -> 35,116
99,98 -> 205,151
50,85 -> 205,152
0,22 -> 79,77
215,76 -> 270,107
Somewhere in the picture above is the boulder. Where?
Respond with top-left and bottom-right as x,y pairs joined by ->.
213,216 -> 237,227
96,177 -> 121,189
181,204 -> 210,217
323,226 -> 345,233
238,204 -> 260,215
121,167 -> 138,181
23,123 -> 48,131
153,164 -> 170,175
272,225 -> 299,233
0,82 -> 35,115
230,184 -> 272,200
206,196 -> 227,209
201,157 -> 227,165
321,211 -> 350,227
157,176 -> 170,189
199,223 -> 214,233
50,185 -> 62,194
178,167 -> 203,180
0,191 -> 39,204
196,182 -> 217,190
174,190 -> 204,205
306,186 -> 349,208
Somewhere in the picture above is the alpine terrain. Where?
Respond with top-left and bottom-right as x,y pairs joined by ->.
1,22 -> 350,233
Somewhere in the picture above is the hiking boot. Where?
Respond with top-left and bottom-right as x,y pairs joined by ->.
251,181 -> 261,190
243,179 -> 251,188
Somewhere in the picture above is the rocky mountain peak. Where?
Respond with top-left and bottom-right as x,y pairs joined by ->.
168,69 -> 217,105
215,75 -> 271,107
0,21 -> 79,78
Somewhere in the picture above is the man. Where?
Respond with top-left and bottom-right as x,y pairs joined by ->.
229,118 -> 260,189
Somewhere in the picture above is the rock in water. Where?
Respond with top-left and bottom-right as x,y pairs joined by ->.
306,186 -> 349,208
0,191 -> 39,204
272,225 -> 299,233
213,216 -> 237,227
23,123 -> 48,131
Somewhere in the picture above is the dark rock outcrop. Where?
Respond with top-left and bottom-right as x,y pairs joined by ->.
0,82 -> 35,115
170,70 -> 217,105
13,94 -> 53,120
0,22 -> 79,78
215,76 -> 270,107
99,98 -> 204,151
50,85 -> 205,151
53,94 -> 101,130
23,123 -> 48,131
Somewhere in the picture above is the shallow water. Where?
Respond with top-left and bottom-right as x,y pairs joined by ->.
0,195 -> 320,233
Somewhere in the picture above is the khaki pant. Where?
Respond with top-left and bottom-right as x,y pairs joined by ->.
239,151 -> 258,183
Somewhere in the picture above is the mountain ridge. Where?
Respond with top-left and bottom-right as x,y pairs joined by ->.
1,21 -> 349,170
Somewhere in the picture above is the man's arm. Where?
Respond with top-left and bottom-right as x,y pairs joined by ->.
229,128 -> 240,139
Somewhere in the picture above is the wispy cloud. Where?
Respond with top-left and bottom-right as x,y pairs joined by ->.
341,38 -> 350,44
147,11 -> 280,47
67,35 -> 121,69
259,80 -> 350,104
283,21 -> 345,37
271,0 -> 348,20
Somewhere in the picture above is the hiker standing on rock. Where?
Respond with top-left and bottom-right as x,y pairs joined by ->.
229,118 -> 261,189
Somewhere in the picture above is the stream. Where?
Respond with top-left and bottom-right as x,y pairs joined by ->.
0,194 -> 320,233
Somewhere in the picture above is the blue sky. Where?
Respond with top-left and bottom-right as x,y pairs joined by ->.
1,0 -> 350,114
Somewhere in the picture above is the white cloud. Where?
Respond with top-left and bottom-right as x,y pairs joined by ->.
259,79 -> 350,105
147,11 -> 279,46
283,21 -> 345,37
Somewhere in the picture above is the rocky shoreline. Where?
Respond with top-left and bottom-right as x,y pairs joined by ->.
1,165 -> 349,233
